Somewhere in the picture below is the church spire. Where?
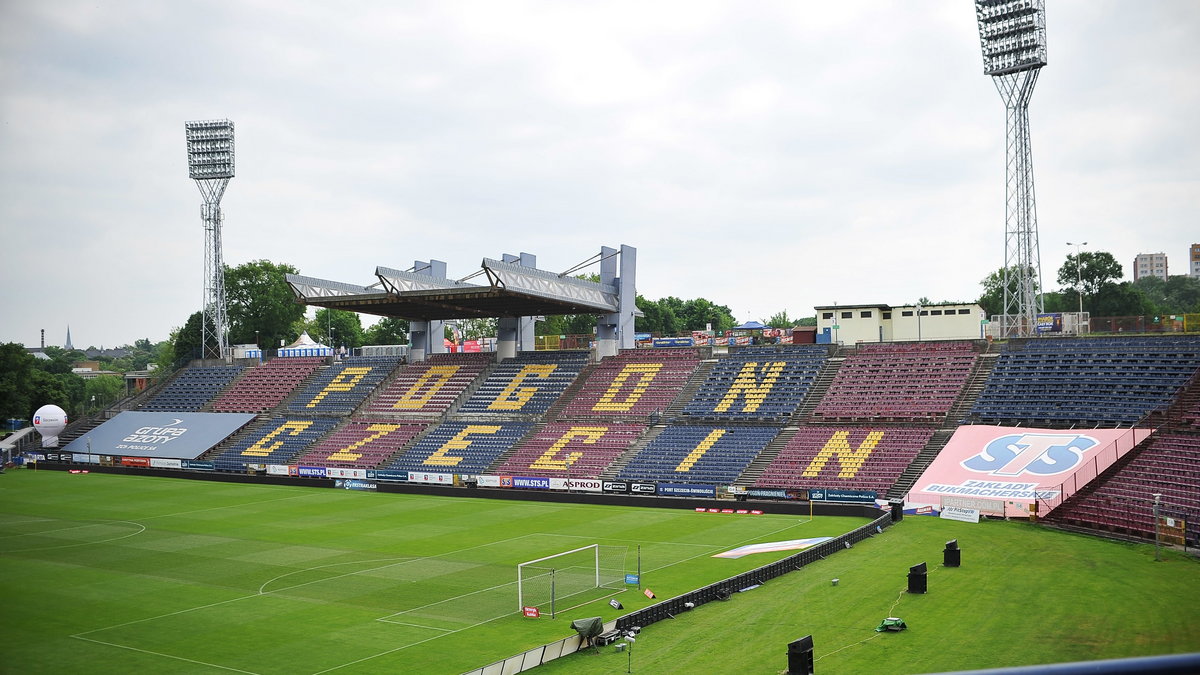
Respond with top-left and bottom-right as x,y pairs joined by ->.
64,325 -> 74,351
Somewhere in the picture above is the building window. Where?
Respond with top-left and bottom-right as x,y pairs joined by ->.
919,310 -> 929,316
958,309 -> 971,315
930,310 -> 943,316
902,311 -> 913,317
860,311 -> 872,318
882,312 -> 892,319
822,312 -> 833,320
841,311 -> 852,319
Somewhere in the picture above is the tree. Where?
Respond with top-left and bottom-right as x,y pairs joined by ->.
538,313 -> 597,336
225,260 -> 307,349
635,295 -> 680,335
765,311 -> 799,328
1090,282 -> 1156,318
455,318 -> 497,341
0,343 -> 35,421
1057,251 -> 1124,313
84,375 -> 124,413
1134,275 -> 1200,315
977,266 -> 1041,318
364,316 -> 410,345
309,308 -> 364,349
171,312 -> 214,368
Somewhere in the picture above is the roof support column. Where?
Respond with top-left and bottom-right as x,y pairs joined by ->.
497,252 -> 537,360
408,259 -> 449,362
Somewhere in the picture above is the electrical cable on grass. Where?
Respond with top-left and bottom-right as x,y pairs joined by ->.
817,566 -> 941,663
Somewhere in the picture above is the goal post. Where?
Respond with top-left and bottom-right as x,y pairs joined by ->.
517,544 -> 627,616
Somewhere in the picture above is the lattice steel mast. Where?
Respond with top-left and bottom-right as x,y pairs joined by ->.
976,0 -> 1048,338
185,119 -> 235,359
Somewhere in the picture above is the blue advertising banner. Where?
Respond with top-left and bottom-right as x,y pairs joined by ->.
652,337 -> 695,348
60,411 -> 256,460
809,488 -> 877,503
374,470 -> 409,482
335,479 -> 377,491
658,483 -> 716,498
297,466 -> 327,478
513,476 -> 551,489
182,459 -> 214,471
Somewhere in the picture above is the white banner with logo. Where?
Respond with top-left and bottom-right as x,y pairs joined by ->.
549,478 -> 602,492
408,471 -> 454,485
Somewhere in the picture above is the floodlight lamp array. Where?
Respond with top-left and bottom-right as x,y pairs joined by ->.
185,119 -> 235,179
976,0 -> 1046,76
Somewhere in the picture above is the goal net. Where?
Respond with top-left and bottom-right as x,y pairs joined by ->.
517,544 -> 627,616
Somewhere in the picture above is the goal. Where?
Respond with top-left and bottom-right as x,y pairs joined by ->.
517,544 -> 627,617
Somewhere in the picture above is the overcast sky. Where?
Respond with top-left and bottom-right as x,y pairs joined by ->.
2,1 -> 1196,349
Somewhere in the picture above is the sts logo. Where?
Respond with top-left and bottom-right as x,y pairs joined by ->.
962,433 -> 1097,477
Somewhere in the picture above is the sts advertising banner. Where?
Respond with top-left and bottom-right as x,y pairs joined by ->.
907,425 -> 1151,517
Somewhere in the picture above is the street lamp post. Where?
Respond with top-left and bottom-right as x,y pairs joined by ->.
1067,241 -> 1087,316
916,303 -> 923,342
1153,493 -> 1163,561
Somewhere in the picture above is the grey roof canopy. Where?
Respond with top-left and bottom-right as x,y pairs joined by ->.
286,258 -> 624,321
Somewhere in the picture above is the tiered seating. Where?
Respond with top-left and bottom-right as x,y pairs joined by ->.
812,342 -> 977,423
755,426 -> 932,496
287,355 -> 403,415
212,417 -> 340,471
382,421 -> 533,475
558,349 -> 699,420
966,337 -> 1200,426
617,425 -> 778,485
294,420 -> 427,469
1050,432 -> 1200,539
682,346 -> 826,422
456,352 -> 589,416
363,353 -> 493,417
495,423 -> 646,478
209,357 -> 326,414
139,365 -> 243,412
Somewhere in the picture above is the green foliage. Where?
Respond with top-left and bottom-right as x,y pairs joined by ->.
225,259 -> 306,349
796,315 -> 817,327
169,311 -> 213,368
309,308 -> 364,349
635,294 -> 680,335
1057,250 -> 1124,297
456,318 -> 497,341
765,310 -> 798,327
0,343 -> 36,420
636,295 -> 736,334
977,266 -> 1040,317
1133,275 -> 1200,315
364,316 -> 410,345
83,375 -> 124,412
537,313 -> 597,336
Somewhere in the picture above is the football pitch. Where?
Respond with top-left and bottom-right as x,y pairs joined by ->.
0,470 -> 863,674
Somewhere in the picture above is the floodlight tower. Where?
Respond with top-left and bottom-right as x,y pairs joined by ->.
185,119 -> 235,359
975,0 -> 1048,338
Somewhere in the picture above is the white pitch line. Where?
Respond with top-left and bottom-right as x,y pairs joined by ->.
377,620 -> 454,632
72,635 -> 261,674
1,520 -> 147,553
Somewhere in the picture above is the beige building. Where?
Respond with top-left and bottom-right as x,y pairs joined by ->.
1189,243 -> 1200,279
1133,252 -> 1168,281
814,302 -> 986,345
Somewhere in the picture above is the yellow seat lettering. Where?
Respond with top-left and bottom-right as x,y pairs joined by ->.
714,362 -> 784,413
802,430 -> 884,478
424,425 -> 501,467
530,426 -> 609,471
486,364 -> 557,411
306,367 -> 372,408
674,428 -> 727,472
393,365 -> 462,409
325,423 -> 402,462
593,363 -> 662,412
241,420 -> 314,457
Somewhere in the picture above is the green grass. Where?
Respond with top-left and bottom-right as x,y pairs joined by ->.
0,470 -> 857,673
3,470 -> 1199,674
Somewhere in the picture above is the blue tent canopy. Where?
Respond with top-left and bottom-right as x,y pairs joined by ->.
734,320 -> 767,330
